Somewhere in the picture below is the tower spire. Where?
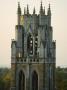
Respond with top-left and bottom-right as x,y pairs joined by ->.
40,1 -> 43,14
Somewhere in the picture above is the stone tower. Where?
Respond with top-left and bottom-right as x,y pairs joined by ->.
11,2 -> 56,90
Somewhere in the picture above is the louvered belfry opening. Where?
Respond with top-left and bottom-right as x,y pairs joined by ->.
27,33 -> 33,55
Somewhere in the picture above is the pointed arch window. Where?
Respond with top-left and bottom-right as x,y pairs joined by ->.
18,70 -> 25,90
32,71 -> 38,90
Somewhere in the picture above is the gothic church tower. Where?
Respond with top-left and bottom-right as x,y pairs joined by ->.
11,2 -> 56,90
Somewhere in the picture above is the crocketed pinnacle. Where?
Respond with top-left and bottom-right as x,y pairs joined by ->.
40,1 -> 43,14
43,7 -> 45,14
47,3 -> 51,15
24,7 -> 26,14
33,7 -> 36,14
17,2 -> 21,15
27,4 -> 29,15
